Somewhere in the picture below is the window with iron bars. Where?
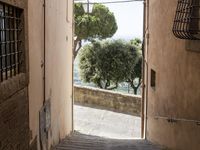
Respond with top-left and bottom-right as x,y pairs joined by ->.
0,2 -> 24,82
173,0 -> 200,40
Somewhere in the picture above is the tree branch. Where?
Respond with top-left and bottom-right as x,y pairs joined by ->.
136,77 -> 142,89
74,38 -> 82,59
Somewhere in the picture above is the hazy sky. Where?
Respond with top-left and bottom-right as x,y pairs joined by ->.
104,2 -> 144,40
76,0 -> 144,40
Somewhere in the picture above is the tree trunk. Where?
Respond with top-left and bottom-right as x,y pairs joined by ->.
73,38 -> 82,59
133,88 -> 137,95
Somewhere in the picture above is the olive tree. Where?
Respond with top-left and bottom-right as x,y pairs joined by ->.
79,40 -> 139,90
126,38 -> 142,94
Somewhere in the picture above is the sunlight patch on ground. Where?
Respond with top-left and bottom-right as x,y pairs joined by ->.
74,105 -> 141,139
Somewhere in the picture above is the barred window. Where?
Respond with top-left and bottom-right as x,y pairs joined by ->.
173,0 -> 200,40
0,2 -> 23,82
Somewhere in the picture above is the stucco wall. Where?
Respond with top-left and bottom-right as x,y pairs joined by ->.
28,0 -> 73,149
45,0 -> 73,148
28,0 -> 45,149
145,0 -> 200,150
74,85 -> 141,116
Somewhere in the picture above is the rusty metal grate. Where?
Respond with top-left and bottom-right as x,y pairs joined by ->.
173,0 -> 200,40
0,2 -> 23,82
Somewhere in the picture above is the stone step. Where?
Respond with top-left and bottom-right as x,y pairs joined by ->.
54,132 -> 165,150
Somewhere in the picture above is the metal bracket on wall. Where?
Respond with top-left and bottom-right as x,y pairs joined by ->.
155,116 -> 200,126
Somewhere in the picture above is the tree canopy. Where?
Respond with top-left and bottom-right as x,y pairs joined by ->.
74,3 -> 118,58
79,39 -> 142,92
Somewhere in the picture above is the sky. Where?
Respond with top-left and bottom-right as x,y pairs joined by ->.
104,2 -> 144,40
79,0 -> 144,40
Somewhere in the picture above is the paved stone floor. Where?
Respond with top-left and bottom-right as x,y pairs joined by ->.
54,132 -> 164,150
54,105 -> 165,150
74,105 -> 141,139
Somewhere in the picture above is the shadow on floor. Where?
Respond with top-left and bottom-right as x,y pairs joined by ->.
54,132 -> 165,150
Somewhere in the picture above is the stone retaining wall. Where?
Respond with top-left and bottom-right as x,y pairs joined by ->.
74,85 -> 141,116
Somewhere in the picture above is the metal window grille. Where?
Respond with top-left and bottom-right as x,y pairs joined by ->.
173,0 -> 200,40
0,2 -> 23,82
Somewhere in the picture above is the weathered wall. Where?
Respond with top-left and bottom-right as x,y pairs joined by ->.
0,0 -> 30,149
45,0 -> 73,148
74,85 -> 141,116
145,0 -> 200,150
28,0 -> 73,149
28,0 -> 45,149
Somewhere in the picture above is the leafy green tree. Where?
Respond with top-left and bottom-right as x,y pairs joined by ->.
74,3 -> 118,58
127,38 -> 142,94
79,40 -> 138,90
130,38 -> 142,48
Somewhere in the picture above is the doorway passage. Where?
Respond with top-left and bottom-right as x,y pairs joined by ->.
73,0 -> 144,140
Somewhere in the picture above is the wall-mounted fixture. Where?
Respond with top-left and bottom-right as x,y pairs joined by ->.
173,0 -> 200,40
82,0 -> 94,14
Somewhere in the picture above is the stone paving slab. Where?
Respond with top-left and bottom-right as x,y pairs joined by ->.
74,105 -> 141,139
54,132 -> 165,150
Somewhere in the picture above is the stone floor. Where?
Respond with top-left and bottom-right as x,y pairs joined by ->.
54,132 -> 164,150
74,105 -> 141,139
54,105 -> 165,150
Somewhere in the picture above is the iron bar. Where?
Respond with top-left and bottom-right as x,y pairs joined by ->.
9,6 -> 12,77
173,0 -> 200,40
0,5 -> 2,82
3,4 -> 8,80
0,2 -> 23,82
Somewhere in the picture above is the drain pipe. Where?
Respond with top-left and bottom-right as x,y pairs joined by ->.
39,1 -> 46,149
144,0 -> 149,139
43,0 -> 46,105
141,0 -> 146,139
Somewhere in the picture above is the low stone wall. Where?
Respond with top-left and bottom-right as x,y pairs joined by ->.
74,85 -> 141,116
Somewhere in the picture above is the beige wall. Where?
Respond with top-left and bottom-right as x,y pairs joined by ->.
28,0 -> 44,148
45,0 -> 73,147
28,0 -> 73,149
145,0 -> 200,150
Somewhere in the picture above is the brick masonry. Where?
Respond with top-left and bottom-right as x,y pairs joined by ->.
30,137 -> 38,150
0,88 -> 29,150
74,85 -> 141,116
